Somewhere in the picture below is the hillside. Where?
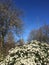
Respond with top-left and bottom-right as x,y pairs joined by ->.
0,40 -> 49,65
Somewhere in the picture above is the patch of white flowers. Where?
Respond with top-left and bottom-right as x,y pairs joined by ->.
0,40 -> 49,65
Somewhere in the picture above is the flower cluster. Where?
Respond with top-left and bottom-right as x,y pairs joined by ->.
0,40 -> 49,65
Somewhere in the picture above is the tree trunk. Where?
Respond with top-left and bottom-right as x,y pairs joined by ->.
2,36 -> 4,47
1,33 -> 5,59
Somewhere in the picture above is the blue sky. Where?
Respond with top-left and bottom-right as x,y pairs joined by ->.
13,0 -> 49,41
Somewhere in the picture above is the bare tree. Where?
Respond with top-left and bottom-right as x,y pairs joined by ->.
28,24 -> 49,43
4,31 -> 15,55
27,30 -> 37,42
0,0 -> 23,48
6,31 -> 15,44
42,24 -> 49,43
